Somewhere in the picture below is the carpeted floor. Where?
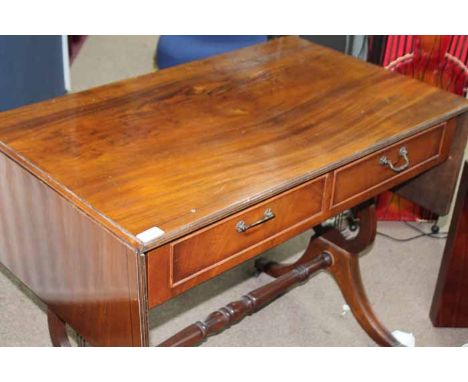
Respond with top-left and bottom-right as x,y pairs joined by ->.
1,36 -> 467,346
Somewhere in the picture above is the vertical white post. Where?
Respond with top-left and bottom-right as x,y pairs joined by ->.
61,35 -> 71,92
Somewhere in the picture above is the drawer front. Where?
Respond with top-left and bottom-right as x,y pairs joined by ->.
171,176 -> 327,285
332,122 -> 447,207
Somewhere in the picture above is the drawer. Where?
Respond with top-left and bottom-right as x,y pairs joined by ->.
331,122 -> 447,207
170,175 -> 327,285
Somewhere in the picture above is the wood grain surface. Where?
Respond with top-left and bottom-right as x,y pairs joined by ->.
0,152 -> 146,346
0,36 -> 467,251
331,121 -> 447,207
396,113 -> 468,215
171,175 -> 327,285
146,120 -> 456,308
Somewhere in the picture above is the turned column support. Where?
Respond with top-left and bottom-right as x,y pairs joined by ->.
158,253 -> 332,347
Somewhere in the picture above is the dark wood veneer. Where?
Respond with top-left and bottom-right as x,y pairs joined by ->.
0,36 -> 467,346
0,152 -> 146,346
171,175 -> 327,285
430,161 -> 468,327
0,37 -> 466,251
147,118 -> 456,308
396,114 -> 468,215
331,121 -> 447,207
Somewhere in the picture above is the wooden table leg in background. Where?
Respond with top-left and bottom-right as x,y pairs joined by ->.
47,308 -> 88,347
430,161 -> 468,327
47,308 -> 71,347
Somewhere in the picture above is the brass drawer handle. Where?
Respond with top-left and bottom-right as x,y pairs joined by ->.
379,146 -> 410,173
236,208 -> 275,233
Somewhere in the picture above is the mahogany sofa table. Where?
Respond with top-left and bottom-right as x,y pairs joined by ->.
0,37 -> 467,346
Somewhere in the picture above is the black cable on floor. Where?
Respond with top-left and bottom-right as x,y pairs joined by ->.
403,221 -> 448,236
376,221 -> 448,242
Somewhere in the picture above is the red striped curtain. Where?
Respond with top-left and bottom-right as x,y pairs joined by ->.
374,35 -> 468,221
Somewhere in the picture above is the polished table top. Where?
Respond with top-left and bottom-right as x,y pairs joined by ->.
0,36 -> 466,251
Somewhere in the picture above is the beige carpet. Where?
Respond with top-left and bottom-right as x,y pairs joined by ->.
1,36 -> 467,346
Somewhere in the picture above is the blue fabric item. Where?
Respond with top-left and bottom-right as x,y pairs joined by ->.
156,35 -> 268,69
0,36 -> 66,112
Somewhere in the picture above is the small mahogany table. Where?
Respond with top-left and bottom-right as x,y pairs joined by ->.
0,37 -> 467,346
